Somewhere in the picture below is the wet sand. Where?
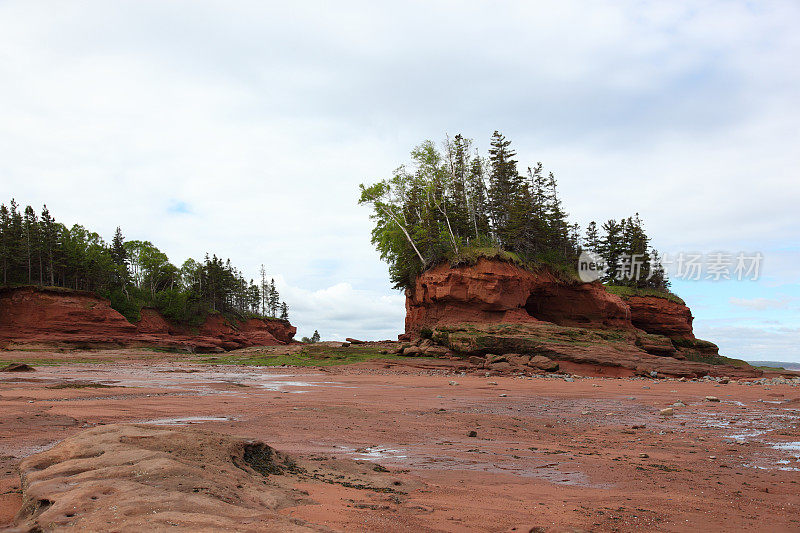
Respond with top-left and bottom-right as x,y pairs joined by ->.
1,353 -> 798,531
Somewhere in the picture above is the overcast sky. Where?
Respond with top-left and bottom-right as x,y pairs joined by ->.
1,1 -> 798,362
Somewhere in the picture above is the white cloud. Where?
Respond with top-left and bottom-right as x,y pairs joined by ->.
276,279 -> 405,341
0,1 -> 798,350
729,297 -> 792,310
694,323 -> 800,362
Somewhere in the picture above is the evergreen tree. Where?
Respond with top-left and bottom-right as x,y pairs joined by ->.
543,172 -> 569,255
40,205 -> 57,286
259,264 -> 267,316
647,249 -> 669,290
22,206 -> 40,284
487,131 -> 522,247
8,200 -> 24,284
0,198 -> 291,324
598,219 -> 623,284
311,330 -> 321,343
467,152 -> 491,237
584,221 -> 600,253
247,280 -> 260,314
0,203 -> 10,285
443,134 -> 472,239
268,278 -> 279,317
359,132 -> 672,297
111,227 -> 127,265
279,302 -> 289,320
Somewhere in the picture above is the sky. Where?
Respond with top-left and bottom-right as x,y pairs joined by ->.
1,1 -> 798,362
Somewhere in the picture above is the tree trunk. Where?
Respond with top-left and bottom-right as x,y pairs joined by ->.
378,204 -> 426,266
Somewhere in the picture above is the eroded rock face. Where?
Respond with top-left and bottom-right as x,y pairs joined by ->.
0,287 -> 296,351
403,259 -> 758,378
434,323 -> 761,378
11,424 -> 398,532
405,258 -> 631,334
0,287 -> 137,342
627,296 -> 694,339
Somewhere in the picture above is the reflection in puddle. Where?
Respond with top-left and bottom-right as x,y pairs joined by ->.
20,365 -> 346,395
143,416 -> 234,425
723,430 -> 767,441
771,441 -> 800,453
335,443 -> 603,488
354,446 -> 408,460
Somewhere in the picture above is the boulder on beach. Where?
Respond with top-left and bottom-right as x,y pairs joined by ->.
11,424 -> 403,532
1,362 -> 35,372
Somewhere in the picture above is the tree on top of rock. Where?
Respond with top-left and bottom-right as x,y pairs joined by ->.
359,131 -> 672,296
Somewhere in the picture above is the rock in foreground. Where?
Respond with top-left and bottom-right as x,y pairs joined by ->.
11,424 -> 399,532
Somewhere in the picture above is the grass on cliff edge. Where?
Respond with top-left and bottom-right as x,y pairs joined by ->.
195,345 -> 411,367
603,284 -> 685,305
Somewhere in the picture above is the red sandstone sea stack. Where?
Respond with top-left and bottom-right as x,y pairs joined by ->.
404,257 -> 693,338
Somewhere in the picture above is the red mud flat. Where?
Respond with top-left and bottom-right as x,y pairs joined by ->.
1,355 -> 799,532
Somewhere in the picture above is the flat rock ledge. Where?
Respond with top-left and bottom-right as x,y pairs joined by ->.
9,424 -> 400,532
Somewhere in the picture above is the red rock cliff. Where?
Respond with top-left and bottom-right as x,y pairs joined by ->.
0,287 -> 296,352
405,258 -> 698,341
403,259 -> 757,377
626,296 -> 694,340
405,258 -> 632,334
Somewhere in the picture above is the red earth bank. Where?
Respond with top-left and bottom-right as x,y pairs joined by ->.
0,287 -> 295,352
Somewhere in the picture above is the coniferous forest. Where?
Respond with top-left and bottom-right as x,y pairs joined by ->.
360,132 -> 670,292
0,200 -> 289,324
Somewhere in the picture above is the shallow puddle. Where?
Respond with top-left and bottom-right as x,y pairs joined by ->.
141,416 -> 235,425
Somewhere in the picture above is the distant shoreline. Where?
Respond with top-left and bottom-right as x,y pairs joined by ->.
747,360 -> 800,370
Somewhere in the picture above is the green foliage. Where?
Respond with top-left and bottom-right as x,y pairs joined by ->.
197,345 -> 407,367
151,288 -> 203,326
593,214 -> 669,291
359,133 -> 582,289
0,199 -> 291,326
103,288 -> 142,323
603,284 -> 685,305
360,133 -> 672,297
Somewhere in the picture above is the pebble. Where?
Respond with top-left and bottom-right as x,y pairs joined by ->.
659,408 -> 674,416
639,453 -> 649,458
499,393 -> 507,397
468,430 -> 478,438
705,396 -> 720,402
449,381 -> 459,386
673,402 -> 686,407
